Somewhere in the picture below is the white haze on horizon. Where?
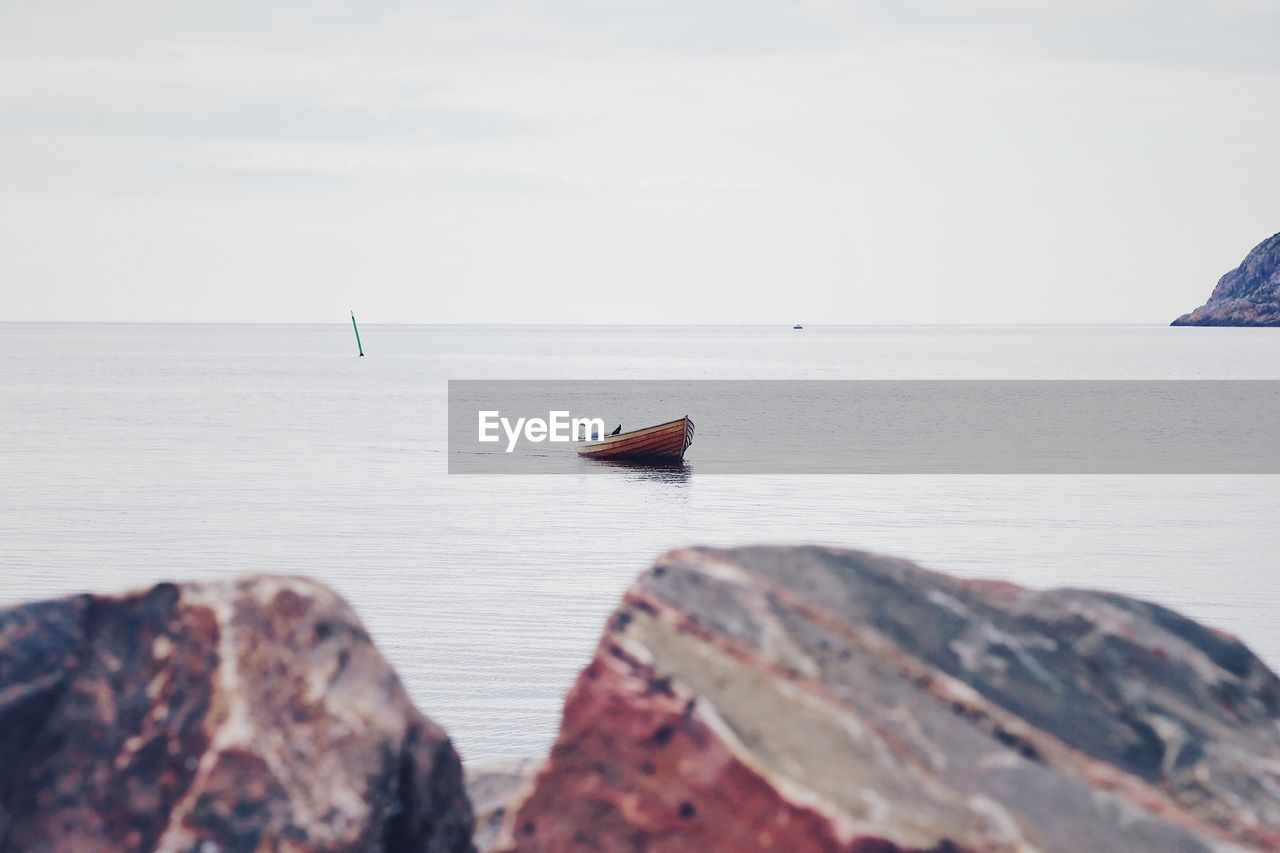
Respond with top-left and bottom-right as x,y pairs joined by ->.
1,1 -> 1278,324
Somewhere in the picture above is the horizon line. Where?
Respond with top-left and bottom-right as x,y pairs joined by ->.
0,320 -> 1193,328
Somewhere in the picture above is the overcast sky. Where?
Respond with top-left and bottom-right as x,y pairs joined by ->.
1,1 -> 1277,323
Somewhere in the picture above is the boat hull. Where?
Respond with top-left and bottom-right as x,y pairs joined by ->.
577,417 -> 694,463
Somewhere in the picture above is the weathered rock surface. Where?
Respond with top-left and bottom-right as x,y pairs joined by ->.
0,577 -> 473,852
497,545 -> 1280,851
467,759 -> 539,853
1174,231 -> 1280,325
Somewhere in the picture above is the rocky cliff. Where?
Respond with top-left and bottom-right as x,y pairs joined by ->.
0,577 -> 473,852
495,546 -> 1280,852
1173,232 -> 1280,325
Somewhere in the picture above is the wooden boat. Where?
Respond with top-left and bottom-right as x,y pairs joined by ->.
577,417 -> 694,463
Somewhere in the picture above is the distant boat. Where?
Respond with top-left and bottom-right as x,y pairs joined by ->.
793,324 -> 804,330
578,417 -> 694,463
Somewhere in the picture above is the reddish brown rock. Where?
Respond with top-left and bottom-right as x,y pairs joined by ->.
497,546 -> 1280,852
0,577 -> 473,852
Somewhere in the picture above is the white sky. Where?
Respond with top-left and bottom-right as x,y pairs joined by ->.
1,1 -> 1277,323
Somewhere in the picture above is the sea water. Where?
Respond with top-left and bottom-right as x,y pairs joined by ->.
2,323 -> 1278,761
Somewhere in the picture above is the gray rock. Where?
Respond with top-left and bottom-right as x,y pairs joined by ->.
467,758 -> 539,852
1174,232 -> 1280,325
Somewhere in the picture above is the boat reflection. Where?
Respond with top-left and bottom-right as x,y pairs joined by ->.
582,457 -> 692,484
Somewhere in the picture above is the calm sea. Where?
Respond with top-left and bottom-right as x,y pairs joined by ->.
2,323 -> 1279,762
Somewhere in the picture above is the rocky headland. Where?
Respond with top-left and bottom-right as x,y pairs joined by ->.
1173,231 -> 1280,325
5,548 -> 1280,852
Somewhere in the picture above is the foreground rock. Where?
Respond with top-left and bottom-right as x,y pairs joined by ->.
467,759 -> 539,853
1173,231 -> 1280,325
0,577 -> 473,852
498,546 -> 1280,851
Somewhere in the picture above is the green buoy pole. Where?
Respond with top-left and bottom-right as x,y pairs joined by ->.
350,311 -> 365,357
